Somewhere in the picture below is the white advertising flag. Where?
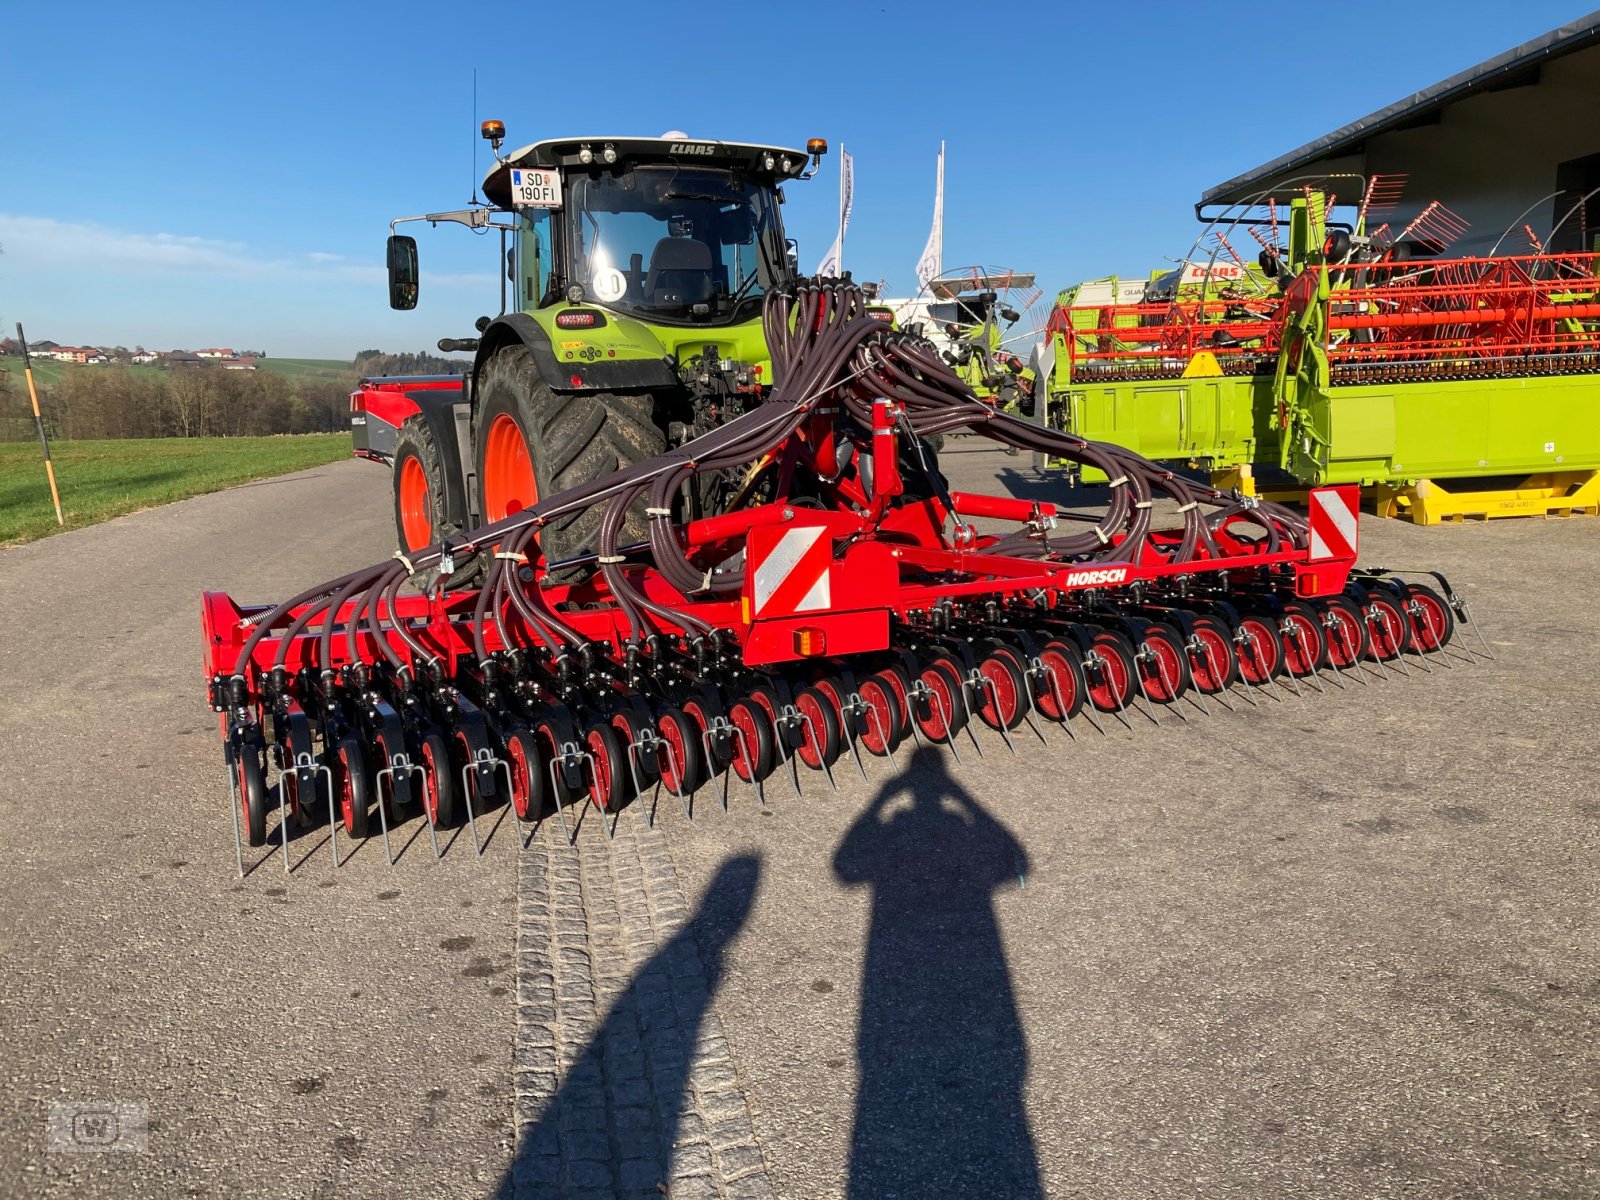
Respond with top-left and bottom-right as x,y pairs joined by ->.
914,142 -> 945,293
815,144 -> 854,276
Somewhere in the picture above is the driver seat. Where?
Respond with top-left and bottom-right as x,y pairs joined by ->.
644,238 -> 715,306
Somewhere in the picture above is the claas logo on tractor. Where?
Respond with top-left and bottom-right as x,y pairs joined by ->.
211,269 -> 1486,876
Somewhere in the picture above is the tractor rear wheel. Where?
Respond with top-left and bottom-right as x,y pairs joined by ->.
474,345 -> 665,570
392,418 -> 457,556
393,418 -> 480,586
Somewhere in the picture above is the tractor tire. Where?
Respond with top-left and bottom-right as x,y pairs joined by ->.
474,344 -> 665,571
391,418 -> 480,587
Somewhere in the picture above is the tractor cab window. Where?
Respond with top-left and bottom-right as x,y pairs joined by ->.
563,166 -> 783,322
518,209 -> 555,308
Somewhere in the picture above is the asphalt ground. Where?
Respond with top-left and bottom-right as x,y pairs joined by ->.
2,443 -> 1597,1199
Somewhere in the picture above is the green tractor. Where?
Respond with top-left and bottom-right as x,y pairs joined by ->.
357,125 -> 828,567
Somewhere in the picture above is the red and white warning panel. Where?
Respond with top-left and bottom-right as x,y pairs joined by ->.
743,519 -> 896,665
1308,486 -> 1360,561
751,525 -> 832,617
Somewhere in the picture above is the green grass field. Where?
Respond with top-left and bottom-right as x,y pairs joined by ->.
0,434 -> 350,545
256,357 -> 357,381
0,357 -> 166,388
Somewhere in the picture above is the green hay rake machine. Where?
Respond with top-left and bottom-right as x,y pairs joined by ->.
1038,177 -> 1600,522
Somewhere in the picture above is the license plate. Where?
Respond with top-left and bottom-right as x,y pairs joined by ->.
509,167 -> 563,209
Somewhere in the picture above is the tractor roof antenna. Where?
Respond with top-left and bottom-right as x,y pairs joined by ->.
470,67 -> 480,207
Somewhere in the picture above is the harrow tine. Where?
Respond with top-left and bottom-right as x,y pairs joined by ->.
1152,649 -> 1189,722
277,767 -> 292,874
833,692 -> 873,780
624,740 -> 654,827
931,684 -> 965,762
792,706 -> 840,791
457,763 -> 484,856
1129,659 -> 1161,726
1235,634 -> 1278,704
426,797 -> 443,860
1195,638 -> 1234,712
771,707 -> 803,801
967,670 -> 1016,754
699,719 -> 735,812
1276,657 -> 1305,701
862,701 -> 901,770
224,745 -> 245,879
1085,651 -> 1132,730
319,761 -> 339,870
374,759 -> 419,866
1286,622 -> 1324,694
546,753 -> 575,847
1028,657 -> 1076,741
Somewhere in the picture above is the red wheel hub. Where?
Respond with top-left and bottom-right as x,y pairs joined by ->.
397,455 -> 433,552
482,412 -> 537,523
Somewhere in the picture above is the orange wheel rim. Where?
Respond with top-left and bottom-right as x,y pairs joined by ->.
398,456 -> 433,551
483,413 -> 537,523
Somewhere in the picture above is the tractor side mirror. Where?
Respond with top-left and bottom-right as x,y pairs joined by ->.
785,238 -> 800,274
388,235 -> 419,310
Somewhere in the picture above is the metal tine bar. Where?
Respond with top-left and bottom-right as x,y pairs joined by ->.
901,692 -> 927,750
1178,649 -> 1212,715
1327,619 -> 1369,687
1235,633 -> 1280,703
1028,657 -> 1077,741
317,762 -> 339,870
1297,631 -> 1328,695
1372,611 -> 1413,678
490,758 -> 516,846
1460,601 -> 1495,661
924,683 -> 964,763
277,765 -> 292,874
457,759 -> 487,855
652,730 -> 695,821
1011,658 -> 1050,744
1128,656 -> 1162,726
624,741 -> 653,827
1084,651 -> 1132,730
1274,651 -> 1306,700
861,701 -> 900,771
771,706 -> 805,801
374,759 -> 421,865
840,703 -> 871,780
546,752 -> 576,846
1151,649 -> 1189,722
1192,638 -> 1233,712
226,748 -> 245,879
791,707 -> 840,791
425,789 -> 443,860
968,670 -> 1017,754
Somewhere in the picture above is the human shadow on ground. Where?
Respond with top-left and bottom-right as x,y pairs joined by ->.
834,747 -> 1042,1199
494,853 -> 760,1199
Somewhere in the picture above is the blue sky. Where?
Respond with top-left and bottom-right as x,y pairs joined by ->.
1,0 -> 1592,357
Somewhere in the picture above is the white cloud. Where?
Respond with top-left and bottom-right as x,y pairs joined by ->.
0,213 -> 493,289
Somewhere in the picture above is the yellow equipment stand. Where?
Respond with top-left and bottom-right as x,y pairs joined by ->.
1373,472 -> 1600,525
1208,465 -> 1600,525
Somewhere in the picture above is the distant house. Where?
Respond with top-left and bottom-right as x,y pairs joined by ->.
164,350 -> 203,367
52,347 -> 92,364
131,351 -> 159,364
219,357 -> 258,370
196,347 -> 234,359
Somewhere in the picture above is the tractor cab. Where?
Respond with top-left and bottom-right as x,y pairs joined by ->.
369,128 -> 829,567
481,137 -> 814,326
